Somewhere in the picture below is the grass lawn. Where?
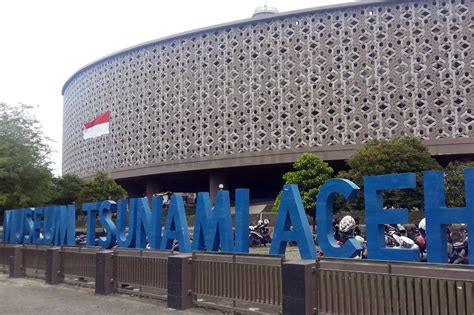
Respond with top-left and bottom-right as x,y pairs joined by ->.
249,245 -> 301,260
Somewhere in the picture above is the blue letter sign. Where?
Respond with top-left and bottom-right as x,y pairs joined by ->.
116,199 -> 137,248
82,202 -> 100,246
160,195 -> 191,253
424,169 -> 474,264
52,205 -> 76,246
192,190 -> 234,252
316,179 -> 362,258
3,206 -> 75,246
98,201 -> 117,249
270,184 -> 316,259
234,189 -> 250,253
2,211 -> 11,243
135,197 -> 163,250
1,170 -> 472,264
364,173 -> 419,261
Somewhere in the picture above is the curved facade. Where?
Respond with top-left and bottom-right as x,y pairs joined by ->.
63,0 -> 473,196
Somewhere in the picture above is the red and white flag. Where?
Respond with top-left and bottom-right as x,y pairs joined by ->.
83,112 -> 110,139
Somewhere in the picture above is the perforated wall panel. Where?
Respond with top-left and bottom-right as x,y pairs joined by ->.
63,0 -> 473,178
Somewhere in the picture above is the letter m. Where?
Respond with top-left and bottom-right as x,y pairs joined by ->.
53,205 -> 76,246
192,190 -> 233,252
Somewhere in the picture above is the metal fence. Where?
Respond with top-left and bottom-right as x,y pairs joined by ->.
318,258 -> 474,315
22,244 -> 48,279
192,253 -> 282,313
5,243 -> 474,314
61,246 -> 99,287
0,244 -> 12,273
112,249 -> 172,299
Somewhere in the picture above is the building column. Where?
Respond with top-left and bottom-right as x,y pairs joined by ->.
121,181 -> 146,198
209,171 -> 228,201
146,181 -> 162,204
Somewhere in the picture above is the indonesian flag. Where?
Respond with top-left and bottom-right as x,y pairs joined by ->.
83,112 -> 110,139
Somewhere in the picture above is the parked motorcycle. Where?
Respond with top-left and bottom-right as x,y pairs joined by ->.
318,215 -> 363,258
75,233 -> 100,246
354,235 -> 367,259
385,224 -> 420,252
447,229 -> 468,264
75,234 -> 87,246
249,219 -> 272,247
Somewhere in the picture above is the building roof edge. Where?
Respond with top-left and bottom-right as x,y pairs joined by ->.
61,0 -> 399,95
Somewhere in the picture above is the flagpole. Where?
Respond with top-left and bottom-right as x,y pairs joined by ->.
108,134 -> 111,177
107,120 -> 112,200
108,117 -> 112,178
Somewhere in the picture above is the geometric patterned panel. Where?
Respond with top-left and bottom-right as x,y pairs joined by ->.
62,0 -> 473,177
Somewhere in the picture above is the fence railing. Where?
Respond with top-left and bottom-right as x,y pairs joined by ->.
192,253 -> 282,313
318,258 -> 474,315
113,249 -> 172,299
22,244 -> 48,279
4,243 -> 474,314
61,246 -> 99,287
0,244 -> 12,273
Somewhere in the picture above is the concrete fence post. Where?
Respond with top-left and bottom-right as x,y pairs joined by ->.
45,247 -> 62,284
95,250 -> 114,295
167,254 -> 193,310
9,245 -> 24,278
282,260 -> 318,315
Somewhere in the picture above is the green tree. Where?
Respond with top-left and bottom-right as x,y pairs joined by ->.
444,161 -> 474,207
273,153 -> 334,214
76,171 -> 127,207
338,137 -> 441,211
49,173 -> 85,205
0,103 -> 54,214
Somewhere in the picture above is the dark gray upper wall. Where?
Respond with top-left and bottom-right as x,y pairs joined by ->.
62,0 -> 473,179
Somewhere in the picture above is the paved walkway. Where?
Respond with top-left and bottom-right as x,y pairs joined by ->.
0,274 -> 219,315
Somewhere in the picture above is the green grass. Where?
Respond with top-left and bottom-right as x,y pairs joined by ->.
249,245 -> 301,260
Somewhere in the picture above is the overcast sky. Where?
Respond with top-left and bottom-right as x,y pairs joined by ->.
0,0 -> 353,176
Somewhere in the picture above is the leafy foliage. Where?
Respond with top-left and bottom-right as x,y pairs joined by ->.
49,173 -> 85,205
444,161 -> 474,207
337,137 -> 441,211
0,103 -> 54,213
273,153 -> 333,214
76,171 -> 127,207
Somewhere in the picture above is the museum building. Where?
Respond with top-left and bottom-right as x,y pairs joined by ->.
62,0 -> 473,203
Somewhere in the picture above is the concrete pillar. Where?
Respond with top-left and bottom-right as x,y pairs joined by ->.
146,181 -> 162,205
45,247 -> 62,284
281,260 -> 318,315
122,182 -> 146,198
95,250 -> 114,295
167,254 -> 193,310
209,171 -> 228,201
9,245 -> 24,278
